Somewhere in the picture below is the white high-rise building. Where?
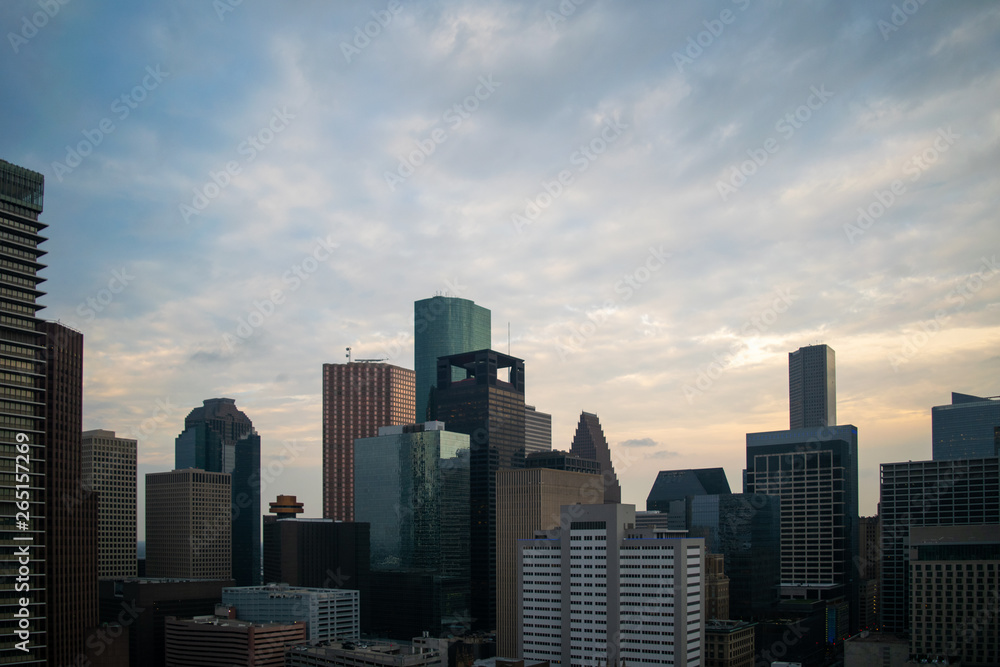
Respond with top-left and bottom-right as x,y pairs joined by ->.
82,429 -> 137,578
223,584 -> 360,642
519,504 -> 704,667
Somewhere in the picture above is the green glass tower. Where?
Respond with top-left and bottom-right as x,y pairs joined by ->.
414,296 -> 490,422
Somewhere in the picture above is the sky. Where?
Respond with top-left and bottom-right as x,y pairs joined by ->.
2,0 -> 998,539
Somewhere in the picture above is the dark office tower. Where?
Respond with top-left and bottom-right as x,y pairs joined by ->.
432,349 -> 524,631
646,467 -> 731,530
856,515 -> 880,631
525,449 -> 601,474
746,425 -> 859,636
414,295 -> 490,422
0,160 -> 48,664
175,398 -> 261,586
322,362 -> 414,521
524,404 -> 552,453
788,344 -> 836,429
879,456 -> 999,634
569,411 -> 621,503
688,493 -> 781,620
43,322 -> 96,666
932,392 -> 1000,460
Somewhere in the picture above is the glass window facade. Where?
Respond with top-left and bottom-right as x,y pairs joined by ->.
932,392 -> 1000,460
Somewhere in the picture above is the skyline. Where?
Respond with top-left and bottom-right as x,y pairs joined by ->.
2,1 -> 999,538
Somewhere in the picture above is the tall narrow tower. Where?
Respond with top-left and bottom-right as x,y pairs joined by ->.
789,344 -> 836,429
322,362 -> 414,521
413,296 -> 490,422
0,159 -> 48,663
175,398 -> 261,586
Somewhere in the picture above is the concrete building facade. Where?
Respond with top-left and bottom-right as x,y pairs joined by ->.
82,429 -> 138,578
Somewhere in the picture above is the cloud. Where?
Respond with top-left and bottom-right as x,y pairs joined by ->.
620,437 -> 658,448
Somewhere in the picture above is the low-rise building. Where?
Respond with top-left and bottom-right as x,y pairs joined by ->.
164,615 -> 306,667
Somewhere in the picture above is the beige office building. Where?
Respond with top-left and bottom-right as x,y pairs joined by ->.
146,468 -> 231,579
82,429 -> 138,578
496,467 -> 604,657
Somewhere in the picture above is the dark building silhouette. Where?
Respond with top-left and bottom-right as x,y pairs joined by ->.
44,321 -> 97,666
932,392 -> 1000,460
431,349 -> 525,631
98,577 -> 232,667
0,159 -> 48,663
569,411 -> 621,503
645,467 -> 732,530
525,449 -> 600,474
788,344 -> 836,429
413,295 -> 490,422
175,398 -> 260,586
322,362 -> 414,521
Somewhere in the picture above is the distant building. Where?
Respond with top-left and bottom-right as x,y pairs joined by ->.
746,425 -> 859,635
704,619 -> 756,667
175,397 -> 261,586
432,349 -> 525,631
908,524 -> 999,666
323,362 -> 415,521
524,405 -> 552,453
704,553 -> 730,621
145,468 -> 231,579
83,429 -> 138,578
688,493 -> 781,619
413,295 -> 491,422
496,466 -> 604,657
223,584 -> 360,642
98,577 -> 233,667
287,640 -> 442,667
843,631 -> 911,667
569,411 -> 621,503
354,421 -> 470,637
932,392 -> 1000,460
646,467 -> 732,531
879,456 -> 999,633
788,344 -> 836,429
44,321 -> 96,666
164,615 -> 306,667
856,515 -> 880,631
520,503 -> 704,667
524,450 -> 600,475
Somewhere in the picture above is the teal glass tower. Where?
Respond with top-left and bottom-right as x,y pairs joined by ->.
414,296 -> 490,422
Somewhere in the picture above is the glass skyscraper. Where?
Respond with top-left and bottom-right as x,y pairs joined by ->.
354,421 -> 470,636
413,296 -> 490,422
175,398 -> 261,586
788,344 -> 836,429
932,392 -> 1000,460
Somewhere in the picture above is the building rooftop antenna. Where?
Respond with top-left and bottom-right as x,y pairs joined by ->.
346,347 -> 352,363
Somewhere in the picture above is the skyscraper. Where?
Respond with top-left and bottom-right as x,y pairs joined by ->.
524,404 -> 552,453
788,344 -> 836,429
354,421 -> 470,637
145,468 -> 231,579
413,295 -> 490,422
745,425 -> 859,635
879,456 -> 999,633
569,411 -> 621,503
519,503 -> 705,667
931,392 -> 1000,460
322,362 -> 414,520
43,322 -> 96,666
82,429 -> 138,578
0,159 -> 48,663
175,398 -> 261,586
432,349 -> 525,631
496,466 -> 604,656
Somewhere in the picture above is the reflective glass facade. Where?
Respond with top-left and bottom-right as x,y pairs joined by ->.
788,344 -> 836,430
932,392 -> 1000,460
688,493 -> 781,619
413,296 -> 490,422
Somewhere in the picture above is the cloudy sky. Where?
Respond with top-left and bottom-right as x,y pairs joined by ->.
3,0 -> 998,537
